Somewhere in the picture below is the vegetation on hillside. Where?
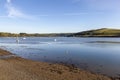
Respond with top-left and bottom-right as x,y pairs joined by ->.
0,32 -> 73,37
0,28 -> 120,37
69,28 -> 120,37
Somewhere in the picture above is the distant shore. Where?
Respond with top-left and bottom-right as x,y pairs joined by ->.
0,48 -> 112,80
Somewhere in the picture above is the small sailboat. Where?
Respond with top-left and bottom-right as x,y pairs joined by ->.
54,39 -> 57,42
16,36 -> 19,43
23,37 -> 26,40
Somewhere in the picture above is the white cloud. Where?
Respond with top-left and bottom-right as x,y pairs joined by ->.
7,0 -> 11,3
64,12 -> 88,16
5,0 -> 28,18
6,5 -> 25,18
0,16 -> 8,18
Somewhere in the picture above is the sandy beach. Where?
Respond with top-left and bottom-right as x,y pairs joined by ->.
0,48 -> 111,80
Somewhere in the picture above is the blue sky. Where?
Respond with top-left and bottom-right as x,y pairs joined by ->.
0,0 -> 120,33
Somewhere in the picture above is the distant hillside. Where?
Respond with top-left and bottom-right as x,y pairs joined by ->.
0,32 -> 73,37
0,28 -> 120,37
69,28 -> 120,37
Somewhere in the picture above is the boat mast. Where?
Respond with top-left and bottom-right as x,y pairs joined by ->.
16,34 -> 19,44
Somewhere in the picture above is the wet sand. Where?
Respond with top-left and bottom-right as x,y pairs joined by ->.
0,48 -> 111,80
0,49 -> 12,56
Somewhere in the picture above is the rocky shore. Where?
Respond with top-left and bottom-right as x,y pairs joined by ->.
0,48 -> 111,80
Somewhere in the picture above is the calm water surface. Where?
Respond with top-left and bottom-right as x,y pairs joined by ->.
0,37 -> 120,77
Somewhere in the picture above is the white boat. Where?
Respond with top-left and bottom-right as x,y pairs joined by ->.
54,39 -> 57,42
16,37 -> 19,43
23,37 -> 26,40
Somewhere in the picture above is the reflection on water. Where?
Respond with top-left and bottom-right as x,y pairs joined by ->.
0,37 -> 120,77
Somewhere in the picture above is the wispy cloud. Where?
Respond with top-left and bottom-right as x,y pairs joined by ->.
0,16 -> 8,18
7,0 -> 11,3
72,0 -> 120,11
5,0 -> 28,18
34,14 -> 49,17
63,12 -> 105,16
64,12 -> 88,16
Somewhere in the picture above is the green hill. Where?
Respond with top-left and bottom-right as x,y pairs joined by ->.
70,28 -> 120,37
0,28 -> 120,37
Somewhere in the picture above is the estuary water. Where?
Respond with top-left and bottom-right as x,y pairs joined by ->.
0,37 -> 120,77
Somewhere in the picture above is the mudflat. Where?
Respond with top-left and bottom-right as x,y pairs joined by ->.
0,48 -> 111,80
0,49 -> 11,56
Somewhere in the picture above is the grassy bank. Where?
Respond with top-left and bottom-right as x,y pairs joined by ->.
0,49 -> 111,80
70,28 -> 120,37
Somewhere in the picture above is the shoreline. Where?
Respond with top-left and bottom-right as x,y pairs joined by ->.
0,48 -> 112,80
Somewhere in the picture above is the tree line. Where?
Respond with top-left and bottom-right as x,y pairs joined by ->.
0,32 -> 73,37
